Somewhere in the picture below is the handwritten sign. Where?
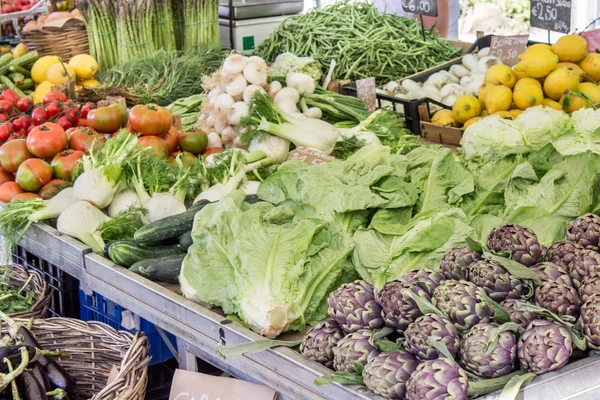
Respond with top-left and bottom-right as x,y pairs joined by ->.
581,29 -> 600,53
355,77 -> 377,112
489,35 -> 529,66
169,369 -> 277,400
402,0 -> 438,18
287,146 -> 335,166
530,0 -> 571,33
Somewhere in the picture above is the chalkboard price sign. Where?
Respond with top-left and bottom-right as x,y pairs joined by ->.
402,0 -> 439,18
530,0 -> 572,33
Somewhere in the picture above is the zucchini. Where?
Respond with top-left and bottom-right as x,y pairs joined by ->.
8,65 -> 31,77
132,254 -> 186,283
179,231 -> 193,251
7,51 -> 38,68
134,199 -> 211,246
8,72 -> 24,86
0,53 -> 13,69
107,240 -> 184,267
17,79 -> 34,90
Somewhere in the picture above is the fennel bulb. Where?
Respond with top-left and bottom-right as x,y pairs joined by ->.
141,193 -> 187,224
108,189 -> 141,218
57,201 -> 111,254
28,187 -> 78,223
73,168 -> 118,209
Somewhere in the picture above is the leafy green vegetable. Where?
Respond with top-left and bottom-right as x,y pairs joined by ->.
0,267 -> 35,315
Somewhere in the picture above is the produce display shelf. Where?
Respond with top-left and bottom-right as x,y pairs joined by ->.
12,226 -> 600,400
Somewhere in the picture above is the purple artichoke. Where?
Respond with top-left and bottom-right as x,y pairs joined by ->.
500,299 -> 540,329
299,319 -> 344,368
566,213 -> 600,251
486,224 -> 542,266
578,272 -> 600,303
468,260 -> 525,302
534,280 -> 581,321
333,329 -> 381,373
518,319 -> 573,375
580,293 -> 600,349
432,280 -> 493,332
531,262 -> 574,287
401,269 -> 446,295
363,351 -> 419,399
376,281 -> 430,333
328,280 -> 383,333
404,314 -> 460,361
567,249 -> 600,289
440,244 -> 481,280
545,241 -> 584,270
405,359 -> 469,400
458,322 -> 517,378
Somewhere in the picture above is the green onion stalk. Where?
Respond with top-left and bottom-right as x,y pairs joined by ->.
152,0 -> 176,52
76,0 -> 118,71
116,0 -> 156,64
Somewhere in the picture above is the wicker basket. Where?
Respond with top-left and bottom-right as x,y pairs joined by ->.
0,263 -> 51,320
16,318 -> 151,400
19,19 -> 89,62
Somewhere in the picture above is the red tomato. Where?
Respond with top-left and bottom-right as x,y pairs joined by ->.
44,102 -> 61,118
0,114 -> 7,122
0,100 -> 12,114
128,104 -> 172,136
137,136 -> 169,158
0,122 -> 13,141
42,92 -> 68,105
171,151 -> 197,168
203,147 -> 225,157
26,122 -> 67,159
87,104 -> 128,133
31,107 -> 47,126
179,131 -> 208,155
51,150 -> 85,180
79,102 -> 94,119
16,98 -> 33,113
11,118 -> 22,132
39,179 -> 70,200
68,127 -> 105,152
17,116 -> 31,131
55,115 -> 72,131
0,167 -> 14,186
161,127 -> 179,153
15,158 -> 52,192
0,182 -> 24,203
1,89 -> 20,106
0,139 -> 33,172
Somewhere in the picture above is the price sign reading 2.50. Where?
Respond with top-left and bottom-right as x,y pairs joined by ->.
402,0 -> 439,18
530,0 -> 571,33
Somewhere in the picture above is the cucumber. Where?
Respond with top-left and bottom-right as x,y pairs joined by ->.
108,240 -> 184,267
134,199 -> 211,246
133,254 -> 185,283
179,231 -> 193,251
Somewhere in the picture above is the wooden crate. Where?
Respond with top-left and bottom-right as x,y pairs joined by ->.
418,104 -> 463,151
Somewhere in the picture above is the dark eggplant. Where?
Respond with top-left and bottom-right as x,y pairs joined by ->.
30,363 -> 50,392
0,345 -> 37,373
16,370 -> 46,400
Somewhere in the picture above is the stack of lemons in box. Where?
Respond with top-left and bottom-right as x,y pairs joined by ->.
432,34 -> 600,129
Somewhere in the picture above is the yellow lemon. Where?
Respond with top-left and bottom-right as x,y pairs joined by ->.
579,53 -> 600,82
431,109 -> 458,127
510,109 -> 524,118
577,82 -> 600,105
80,79 -> 100,88
481,109 -> 490,117
32,81 -> 53,104
485,85 -> 513,114
12,43 -> 27,59
556,62 -> 585,79
477,83 -> 495,109
463,117 -> 482,129
543,66 -> 581,101
514,77 -> 542,91
492,111 -> 516,120
452,95 -> 481,124
46,63 -> 76,86
559,90 -> 587,113
519,48 -> 559,78
68,54 -> 98,80
526,44 -> 552,53
31,55 -> 61,84
485,64 -> 517,89
542,98 -> 563,111
551,34 -> 588,63
513,82 -> 544,110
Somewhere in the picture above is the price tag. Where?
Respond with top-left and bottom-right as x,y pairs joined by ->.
287,146 -> 335,166
402,0 -> 438,17
489,35 -> 529,66
530,0 -> 572,33
581,29 -> 600,53
355,77 -> 377,112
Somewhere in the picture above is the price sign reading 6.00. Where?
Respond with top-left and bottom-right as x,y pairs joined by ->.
530,0 -> 571,33
402,0 -> 438,18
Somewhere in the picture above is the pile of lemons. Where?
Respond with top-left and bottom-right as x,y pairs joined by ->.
432,34 -> 600,129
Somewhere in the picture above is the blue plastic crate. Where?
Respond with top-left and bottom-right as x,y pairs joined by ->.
79,283 -> 176,366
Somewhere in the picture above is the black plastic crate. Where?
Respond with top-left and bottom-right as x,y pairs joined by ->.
12,245 -> 80,318
146,359 -> 177,400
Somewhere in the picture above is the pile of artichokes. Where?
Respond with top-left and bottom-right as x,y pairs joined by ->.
300,215 -> 600,399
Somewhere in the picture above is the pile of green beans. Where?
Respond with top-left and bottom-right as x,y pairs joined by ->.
255,1 -> 462,84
